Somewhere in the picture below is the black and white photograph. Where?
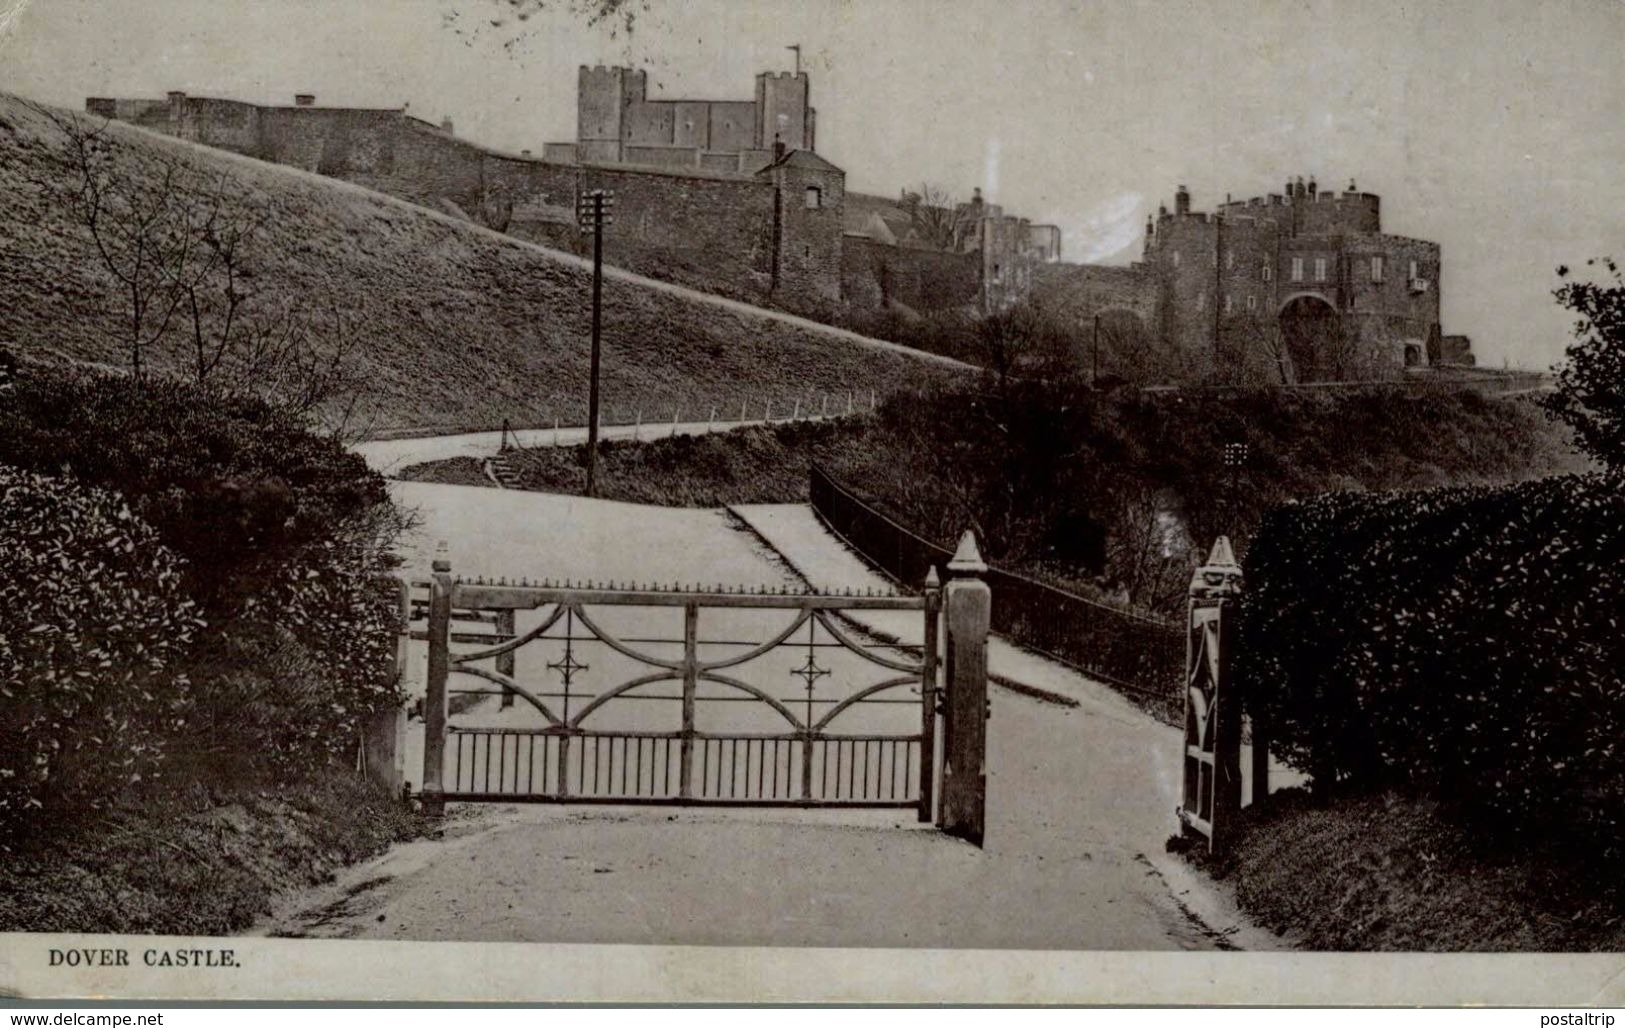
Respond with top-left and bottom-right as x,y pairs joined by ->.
0,0 -> 1623,1007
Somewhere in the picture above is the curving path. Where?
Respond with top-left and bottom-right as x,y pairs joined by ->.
258,471 -> 1286,951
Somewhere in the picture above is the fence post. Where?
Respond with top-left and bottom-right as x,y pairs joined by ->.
708,405 -> 716,433
633,409 -> 641,441
740,399 -> 748,423
671,406 -> 680,437
1179,536 -> 1244,853
765,399 -> 772,423
497,608 -> 516,709
792,398 -> 801,421
499,417 -> 511,452
553,417 -> 560,447
422,542 -> 454,817
939,530 -> 990,847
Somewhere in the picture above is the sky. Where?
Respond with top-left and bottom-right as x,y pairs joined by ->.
3,0 -> 1623,370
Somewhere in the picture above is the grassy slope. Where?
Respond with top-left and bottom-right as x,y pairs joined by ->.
0,770 -> 425,934
1188,790 -> 1625,951
0,95 -> 963,433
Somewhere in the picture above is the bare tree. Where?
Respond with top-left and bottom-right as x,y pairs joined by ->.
1225,311 -> 1294,385
32,103 -> 374,430
900,183 -> 972,252
32,103 -> 201,383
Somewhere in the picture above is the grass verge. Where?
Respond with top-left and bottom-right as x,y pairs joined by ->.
1180,789 -> 1625,951
0,769 -> 427,935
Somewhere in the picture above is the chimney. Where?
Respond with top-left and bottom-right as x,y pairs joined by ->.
1308,175 -> 1318,198
1174,184 -> 1190,215
773,133 -> 785,161
294,93 -> 316,107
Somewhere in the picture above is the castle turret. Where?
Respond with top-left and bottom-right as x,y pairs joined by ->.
754,70 -> 812,151
1175,184 -> 1190,215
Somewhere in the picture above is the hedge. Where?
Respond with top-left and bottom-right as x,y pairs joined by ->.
0,367 -> 387,612
0,466 -> 203,821
1242,472 -> 1625,850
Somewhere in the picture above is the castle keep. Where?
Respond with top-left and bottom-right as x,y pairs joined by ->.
543,66 -> 815,172
87,74 -> 1465,379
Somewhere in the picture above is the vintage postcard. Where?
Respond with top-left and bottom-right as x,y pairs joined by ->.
1,0 -> 1623,1006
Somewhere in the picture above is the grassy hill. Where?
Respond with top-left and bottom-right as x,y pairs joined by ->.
0,95 -> 966,434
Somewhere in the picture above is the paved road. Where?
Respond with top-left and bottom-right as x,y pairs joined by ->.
260,480 -> 1283,950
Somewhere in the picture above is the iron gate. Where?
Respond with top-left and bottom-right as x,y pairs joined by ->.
406,559 -> 949,820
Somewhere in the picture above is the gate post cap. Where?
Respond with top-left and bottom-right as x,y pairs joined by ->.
924,566 -> 941,589
947,530 -> 987,576
1190,535 -> 1243,598
432,540 -> 451,573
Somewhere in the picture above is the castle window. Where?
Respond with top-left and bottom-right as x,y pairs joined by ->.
805,186 -> 822,209
1246,294 -> 1258,312
1262,263 -> 1274,282
1290,257 -> 1304,282
1409,259 -> 1419,280
1371,256 -> 1385,282
1224,294 -> 1234,314
1172,250 -> 1181,268
1225,251 -> 1235,270
1314,257 -> 1328,281
1196,289 -> 1205,310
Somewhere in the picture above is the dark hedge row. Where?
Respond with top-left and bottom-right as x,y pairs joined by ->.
1242,472 -> 1625,850
0,364 -> 402,829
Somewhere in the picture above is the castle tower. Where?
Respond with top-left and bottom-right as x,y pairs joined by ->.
754,71 -> 812,151
576,65 -> 646,163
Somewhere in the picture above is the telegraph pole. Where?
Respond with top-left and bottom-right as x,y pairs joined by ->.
577,189 -> 614,497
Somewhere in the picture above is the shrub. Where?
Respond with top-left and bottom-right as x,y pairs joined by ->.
0,366 -> 387,612
1242,472 -> 1625,852
182,528 -> 404,770
0,465 -> 203,823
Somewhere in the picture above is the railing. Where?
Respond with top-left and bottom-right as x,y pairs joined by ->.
809,463 -> 1183,717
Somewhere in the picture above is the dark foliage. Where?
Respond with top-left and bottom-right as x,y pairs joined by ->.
0,363 -> 403,830
1547,258 -> 1625,470
0,467 -> 202,822
0,365 -> 386,612
1242,473 -> 1625,854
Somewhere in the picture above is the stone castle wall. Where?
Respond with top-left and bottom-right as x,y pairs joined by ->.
89,94 -> 812,306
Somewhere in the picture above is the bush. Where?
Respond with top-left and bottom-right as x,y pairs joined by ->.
182,528 -> 404,771
1242,472 -> 1625,852
0,367 -> 387,612
0,466 -> 203,823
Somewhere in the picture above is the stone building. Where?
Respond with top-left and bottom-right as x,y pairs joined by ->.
1038,176 -> 1466,381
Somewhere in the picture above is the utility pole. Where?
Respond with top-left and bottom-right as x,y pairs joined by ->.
577,188 -> 615,496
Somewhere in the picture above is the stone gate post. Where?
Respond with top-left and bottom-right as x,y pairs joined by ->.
422,543 -> 453,817
939,530 -> 990,847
